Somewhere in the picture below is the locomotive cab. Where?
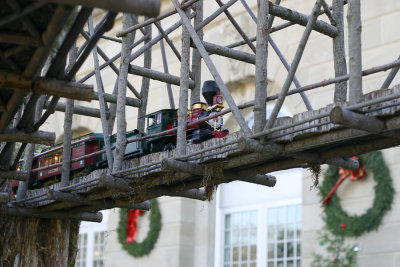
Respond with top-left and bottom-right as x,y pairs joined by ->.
145,109 -> 177,152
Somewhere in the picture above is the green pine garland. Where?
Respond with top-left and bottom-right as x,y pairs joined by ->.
117,199 -> 162,257
320,151 -> 394,237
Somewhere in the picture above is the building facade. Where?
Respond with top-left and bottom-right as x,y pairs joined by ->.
39,0 -> 400,266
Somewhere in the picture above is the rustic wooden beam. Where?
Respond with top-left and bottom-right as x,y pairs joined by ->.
137,20 -> 152,133
129,64 -> 195,89
0,171 -> 28,181
176,6 -> 191,156
190,0 -> 203,105
332,0 -> 347,102
0,2 -> 44,27
39,0 -> 161,17
347,0 -> 363,103
89,15 -> 114,172
0,71 -> 93,101
113,14 -> 132,173
239,137 -> 359,170
150,187 -> 207,201
254,0 -> 269,133
116,0 -> 199,37
268,1 -> 338,37
0,206 -> 102,222
161,158 -> 277,187
99,174 -> 131,191
70,200 -> 152,213
330,106 -> 385,134
0,128 -> 55,145
44,101 -> 107,119
0,31 -> 42,47
160,38 -> 175,109
238,137 -> 284,154
200,41 -> 256,64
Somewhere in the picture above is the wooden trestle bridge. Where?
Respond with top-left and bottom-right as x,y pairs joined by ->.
0,0 -> 399,222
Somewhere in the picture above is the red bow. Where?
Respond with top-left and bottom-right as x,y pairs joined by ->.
323,156 -> 366,205
126,209 -> 144,243
338,156 -> 366,181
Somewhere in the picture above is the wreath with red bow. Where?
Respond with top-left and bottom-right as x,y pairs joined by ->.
320,151 -> 394,237
117,199 -> 161,257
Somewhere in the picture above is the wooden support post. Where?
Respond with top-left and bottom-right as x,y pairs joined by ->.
99,174 -> 131,191
39,0 -> 161,17
265,0 -> 323,130
1,206 -> 102,222
171,0 -> 252,136
381,56 -> 400,89
176,6 -> 191,156
332,0 -> 348,102
347,0 -> 363,103
61,45 -> 77,187
0,129 -> 55,145
254,0 -> 269,133
0,171 -> 28,181
137,20 -> 152,133
89,15 -> 114,171
160,38 -> 175,109
330,106 -> 385,134
190,0 -> 203,105
113,14 -> 133,172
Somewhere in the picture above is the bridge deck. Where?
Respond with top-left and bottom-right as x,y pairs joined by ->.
18,87 -> 400,213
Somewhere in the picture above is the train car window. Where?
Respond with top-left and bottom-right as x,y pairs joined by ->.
156,113 -> 161,124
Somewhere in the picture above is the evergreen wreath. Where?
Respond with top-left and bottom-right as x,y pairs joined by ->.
320,151 -> 394,237
117,199 -> 162,257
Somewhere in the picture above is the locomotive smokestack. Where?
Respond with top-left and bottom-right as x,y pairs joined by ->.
202,80 -> 220,106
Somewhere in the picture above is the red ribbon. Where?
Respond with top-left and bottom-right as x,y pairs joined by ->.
323,156 -> 366,205
126,209 -> 144,243
338,156 -> 366,181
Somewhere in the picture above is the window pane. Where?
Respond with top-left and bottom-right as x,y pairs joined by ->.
268,226 -> 275,242
267,243 -> 274,259
250,245 -> 257,260
287,242 -> 294,258
226,215 -> 231,228
277,243 -> 284,258
241,246 -> 248,261
287,206 -> 296,223
268,208 -> 276,225
223,210 -> 257,267
225,231 -> 231,246
266,204 -> 302,267
277,207 -> 286,224
233,247 -> 239,261
224,248 -> 230,263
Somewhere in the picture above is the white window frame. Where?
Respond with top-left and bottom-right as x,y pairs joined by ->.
77,210 -> 109,267
215,190 -> 301,267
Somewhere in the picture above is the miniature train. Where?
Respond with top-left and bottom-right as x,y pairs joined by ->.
12,81 -> 228,192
